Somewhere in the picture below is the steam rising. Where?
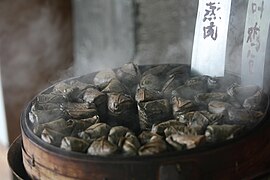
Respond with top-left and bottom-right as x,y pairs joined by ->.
72,0 -> 249,79
73,0 -> 134,76
72,0 -> 199,75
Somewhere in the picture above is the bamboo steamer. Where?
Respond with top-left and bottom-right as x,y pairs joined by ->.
20,65 -> 270,180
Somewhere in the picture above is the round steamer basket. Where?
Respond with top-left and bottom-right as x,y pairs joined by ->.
20,65 -> 270,180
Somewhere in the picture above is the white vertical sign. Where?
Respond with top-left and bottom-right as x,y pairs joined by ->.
241,0 -> 270,87
191,0 -> 232,77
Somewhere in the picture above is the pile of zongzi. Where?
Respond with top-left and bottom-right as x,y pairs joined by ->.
29,63 -> 268,156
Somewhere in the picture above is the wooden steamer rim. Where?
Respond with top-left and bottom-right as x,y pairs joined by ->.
20,64 -> 270,179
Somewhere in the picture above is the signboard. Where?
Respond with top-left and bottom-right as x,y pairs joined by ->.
191,0 -> 232,77
241,0 -> 270,87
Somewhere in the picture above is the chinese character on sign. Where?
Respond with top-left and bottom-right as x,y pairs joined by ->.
246,22 -> 261,52
247,50 -> 255,74
252,1 -> 264,19
203,22 -> 218,40
246,1 -> 264,74
203,2 -> 221,41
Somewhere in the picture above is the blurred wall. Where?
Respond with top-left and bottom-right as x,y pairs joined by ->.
0,0 -> 73,143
